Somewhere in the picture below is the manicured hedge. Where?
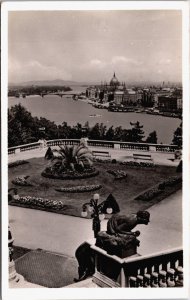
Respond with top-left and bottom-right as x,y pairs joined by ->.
160,176 -> 182,187
55,184 -> 102,193
135,187 -> 163,201
135,175 -> 182,201
119,161 -> 154,168
41,167 -> 99,180
8,160 -> 29,168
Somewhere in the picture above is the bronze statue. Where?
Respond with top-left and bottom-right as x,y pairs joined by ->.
107,211 -> 150,235
74,211 -> 150,281
96,211 -> 150,257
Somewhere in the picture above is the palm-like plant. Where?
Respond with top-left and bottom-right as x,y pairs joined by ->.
52,144 -> 93,172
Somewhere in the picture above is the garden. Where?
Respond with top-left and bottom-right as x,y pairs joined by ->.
8,145 -> 182,218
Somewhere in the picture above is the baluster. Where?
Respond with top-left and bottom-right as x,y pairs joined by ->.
129,276 -> 137,287
151,272 -> 159,287
167,268 -> 175,287
137,275 -> 143,287
143,273 -> 151,288
175,266 -> 183,287
159,270 -> 167,287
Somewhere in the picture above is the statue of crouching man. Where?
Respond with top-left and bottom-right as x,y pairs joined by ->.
74,210 -> 150,282
96,210 -> 150,258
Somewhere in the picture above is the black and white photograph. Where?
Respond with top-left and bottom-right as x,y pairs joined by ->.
1,1 -> 189,299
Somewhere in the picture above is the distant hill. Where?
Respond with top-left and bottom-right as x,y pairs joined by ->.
9,79 -> 98,87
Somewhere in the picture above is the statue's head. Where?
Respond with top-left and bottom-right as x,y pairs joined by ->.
137,211 -> 150,225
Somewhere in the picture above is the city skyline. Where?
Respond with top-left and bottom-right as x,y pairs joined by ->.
9,10 -> 182,84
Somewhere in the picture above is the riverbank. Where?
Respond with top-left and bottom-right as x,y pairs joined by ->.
8,96 -> 180,144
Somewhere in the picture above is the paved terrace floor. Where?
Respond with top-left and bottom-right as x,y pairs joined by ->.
9,189 -> 182,258
8,146 -> 179,166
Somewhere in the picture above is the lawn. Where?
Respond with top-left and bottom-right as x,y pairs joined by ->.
8,157 -> 180,217
14,249 -> 78,287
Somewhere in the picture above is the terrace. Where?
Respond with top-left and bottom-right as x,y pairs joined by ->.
8,139 -> 182,288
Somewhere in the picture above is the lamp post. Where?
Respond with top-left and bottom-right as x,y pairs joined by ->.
81,193 -> 113,238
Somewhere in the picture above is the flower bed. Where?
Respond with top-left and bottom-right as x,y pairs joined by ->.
93,158 -> 112,163
159,176 -> 182,187
119,161 -> 155,168
135,175 -> 182,201
41,166 -> 99,180
12,176 -> 32,186
135,187 -> 163,201
10,195 -> 72,211
107,170 -> 127,180
8,160 -> 29,168
55,184 -> 102,193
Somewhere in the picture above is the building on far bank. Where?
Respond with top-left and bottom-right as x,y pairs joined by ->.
158,96 -> 178,112
86,73 -> 138,107
86,74 -> 182,113
123,89 -> 138,106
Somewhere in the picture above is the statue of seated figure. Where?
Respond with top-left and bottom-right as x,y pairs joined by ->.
74,211 -> 150,281
96,211 -> 150,257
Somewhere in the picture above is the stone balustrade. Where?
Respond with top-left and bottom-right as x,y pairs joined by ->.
8,142 -> 41,155
91,245 -> 183,288
47,139 -> 80,147
8,139 -> 179,155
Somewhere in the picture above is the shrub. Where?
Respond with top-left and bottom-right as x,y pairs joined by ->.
93,158 -> 112,163
107,170 -> 127,180
163,176 -> 182,186
158,183 -> 165,190
12,176 -> 32,186
135,188 -> 163,201
8,160 -> 29,168
111,159 -> 117,164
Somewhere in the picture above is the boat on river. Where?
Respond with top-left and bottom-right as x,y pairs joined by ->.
89,114 -> 102,118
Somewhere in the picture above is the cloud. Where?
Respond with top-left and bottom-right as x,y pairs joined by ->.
90,59 -> 102,66
111,56 -> 142,66
9,59 -> 72,83
90,59 -> 106,69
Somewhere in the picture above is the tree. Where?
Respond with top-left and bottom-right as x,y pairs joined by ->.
129,121 -> 145,143
51,144 -> 93,172
172,122 -> 182,148
99,91 -> 104,102
8,104 -> 37,146
89,123 -> 103,140
105,126 -> 115,141
146,131 -> 157,144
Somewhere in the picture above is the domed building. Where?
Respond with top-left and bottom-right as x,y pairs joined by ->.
110,72 -> 120,88
86,72 -> 138,107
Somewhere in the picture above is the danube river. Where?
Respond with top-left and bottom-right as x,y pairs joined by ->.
8,89 -> 180,144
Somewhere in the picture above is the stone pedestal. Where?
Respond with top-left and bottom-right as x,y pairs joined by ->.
91,244 -> 140,288
9,260 -> 24,284
95,231 -> 140,258
111,245 -> 138,259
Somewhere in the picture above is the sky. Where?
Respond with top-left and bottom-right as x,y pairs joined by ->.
8,10 -> 182,84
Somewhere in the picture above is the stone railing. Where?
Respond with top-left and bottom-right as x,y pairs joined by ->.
8,139 -> 179,155
91,245 -> 183,288
8,142 -> 41,155
47,139 -> 80,147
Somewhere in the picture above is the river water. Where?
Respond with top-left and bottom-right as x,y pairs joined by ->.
8,86 -> 180,144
